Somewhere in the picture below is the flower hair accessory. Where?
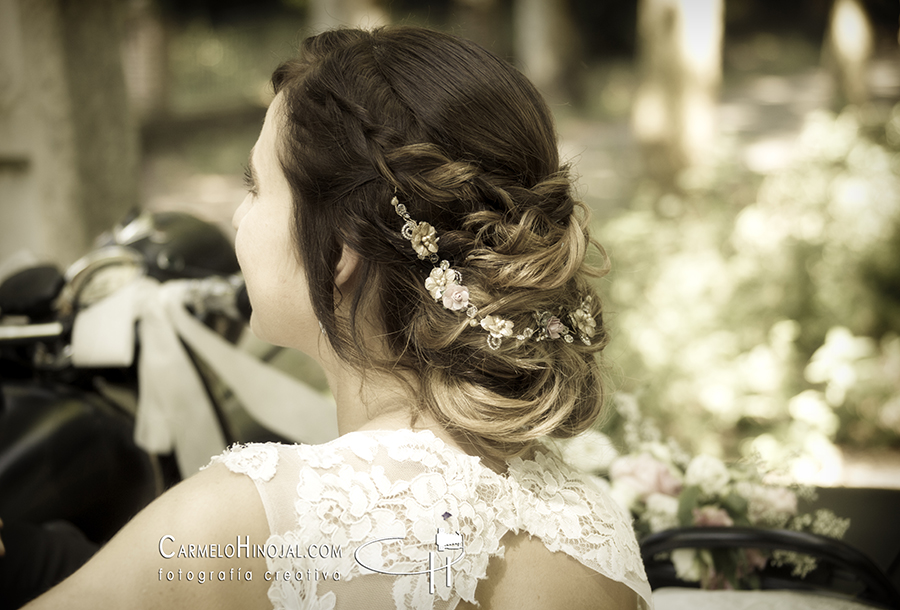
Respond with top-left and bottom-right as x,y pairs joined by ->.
391,195 -> 597,350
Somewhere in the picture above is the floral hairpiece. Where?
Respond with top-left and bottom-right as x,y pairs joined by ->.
391,195 -> 596,350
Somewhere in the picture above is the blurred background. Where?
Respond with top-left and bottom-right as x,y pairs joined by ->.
1,0 -> 899,487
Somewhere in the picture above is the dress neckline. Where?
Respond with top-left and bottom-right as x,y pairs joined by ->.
335,427 -> 558,478
337,427 -> 490,467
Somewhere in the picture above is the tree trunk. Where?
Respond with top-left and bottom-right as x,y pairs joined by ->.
0,0 -> 138,270
122,0 -> 170,119
632,0 -> 724,188
824,0 -> 873,108
512,0 -> 580,103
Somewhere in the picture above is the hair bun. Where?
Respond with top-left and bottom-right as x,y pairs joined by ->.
271,26 -> 609,460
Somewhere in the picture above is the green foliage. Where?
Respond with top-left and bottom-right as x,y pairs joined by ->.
722,491 -> 749,524
677,485 -> 702,527
598,104 -> 900,476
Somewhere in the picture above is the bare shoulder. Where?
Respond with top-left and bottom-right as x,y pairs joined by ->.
459,532 -> 639,610
24,463 -> 271,610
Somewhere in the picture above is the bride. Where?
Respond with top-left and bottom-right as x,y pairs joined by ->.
25,26 -> 651,609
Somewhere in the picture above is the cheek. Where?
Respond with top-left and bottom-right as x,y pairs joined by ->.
249,274 -> 316,349
233,212 -> 274,323
232,194 -> 252,232
232,198 -> 257,275
237,224 -> 314,347
233,222 -> 248,272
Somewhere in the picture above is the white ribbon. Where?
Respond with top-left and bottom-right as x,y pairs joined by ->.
71,277 -> 338,475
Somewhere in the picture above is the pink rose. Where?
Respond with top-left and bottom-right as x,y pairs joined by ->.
744,548 -> 768,572
609,453 -> 682,499
692,505 -> 734,527
442,283 -> 470,311
546,316 -> 564,339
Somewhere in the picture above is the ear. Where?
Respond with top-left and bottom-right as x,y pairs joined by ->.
334,244 -> 361,290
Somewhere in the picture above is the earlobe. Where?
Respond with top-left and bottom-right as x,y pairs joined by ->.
334,244 -> 361,289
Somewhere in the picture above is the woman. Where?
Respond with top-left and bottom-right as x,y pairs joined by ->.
26,27 -> 651,609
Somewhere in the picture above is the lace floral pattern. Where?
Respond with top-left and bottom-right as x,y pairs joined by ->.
206,442 -> 279,482
211,430 -> 651,610
265,530 -> 338,610
507,450 -> 647,579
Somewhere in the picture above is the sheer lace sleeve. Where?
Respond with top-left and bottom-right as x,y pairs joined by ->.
507,450 -> 653,607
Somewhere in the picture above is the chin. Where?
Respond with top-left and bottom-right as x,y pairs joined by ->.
249,313 -> 316,353
248,314 -> 280,346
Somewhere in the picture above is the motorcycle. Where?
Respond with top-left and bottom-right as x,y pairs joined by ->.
0,210 -> 336,608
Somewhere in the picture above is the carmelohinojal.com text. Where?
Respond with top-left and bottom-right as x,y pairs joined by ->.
157,535 -> 342,584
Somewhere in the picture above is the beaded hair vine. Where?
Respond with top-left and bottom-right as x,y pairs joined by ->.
391,195 -> 597,350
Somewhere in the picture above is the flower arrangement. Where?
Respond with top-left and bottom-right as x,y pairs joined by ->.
611,445 -> 850,588
560,394 -> 851,589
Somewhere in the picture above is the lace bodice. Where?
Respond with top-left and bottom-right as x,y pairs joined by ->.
208,429 -> 652,610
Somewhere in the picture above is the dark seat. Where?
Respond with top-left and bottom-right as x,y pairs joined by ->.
0,380 -> 160,543
806,487 -> 900,594
640,526 -> 900,609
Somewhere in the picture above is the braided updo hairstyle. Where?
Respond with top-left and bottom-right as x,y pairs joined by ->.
272,26 -> 609,460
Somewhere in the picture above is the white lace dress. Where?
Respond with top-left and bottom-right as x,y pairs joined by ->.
208,429 -> 653,610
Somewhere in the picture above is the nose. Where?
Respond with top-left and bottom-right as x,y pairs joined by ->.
233,194 -> 251,231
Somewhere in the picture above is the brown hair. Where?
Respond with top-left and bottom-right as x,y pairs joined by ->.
271,26 -> 609,460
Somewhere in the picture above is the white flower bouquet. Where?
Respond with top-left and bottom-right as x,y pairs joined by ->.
561,394 -> 851,589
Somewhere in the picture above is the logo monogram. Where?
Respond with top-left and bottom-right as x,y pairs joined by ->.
354,528 -> 465,594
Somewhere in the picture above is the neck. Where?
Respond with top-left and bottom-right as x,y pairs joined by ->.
311,328 -> 506,467
315,340 -> 439,435
322,356 -> 409,435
